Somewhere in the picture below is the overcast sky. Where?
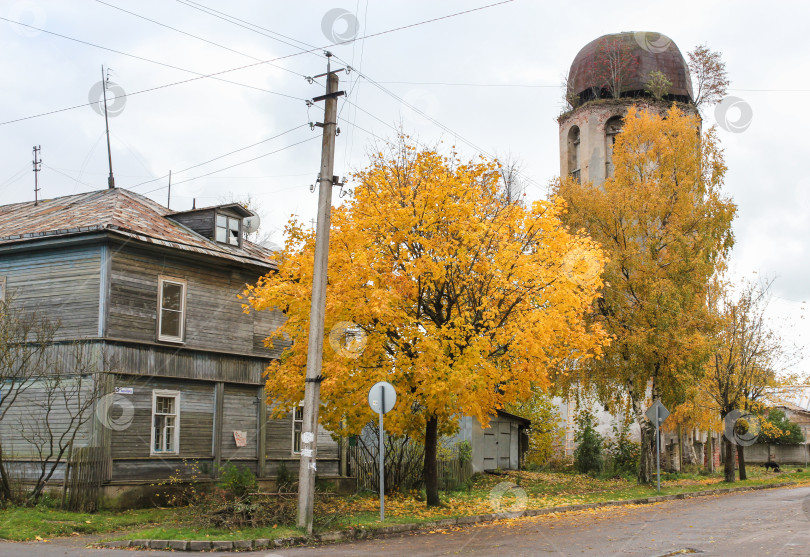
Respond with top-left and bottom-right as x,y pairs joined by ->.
2,0 -> 808,367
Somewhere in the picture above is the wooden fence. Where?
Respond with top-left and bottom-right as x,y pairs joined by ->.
64,446 -> 105,512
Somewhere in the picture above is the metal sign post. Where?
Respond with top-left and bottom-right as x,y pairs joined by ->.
368,381 -> 396,522
645,400 -> 670,492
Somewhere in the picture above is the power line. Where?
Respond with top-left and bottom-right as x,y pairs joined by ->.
0,17 -> 309,95
375,81 -> 559,88
174,0 -> 321,55
142,135 -> 319,193
340,62 -> 547,194
342,61 -> 555,195
0,50 -> 318,127
2,0 -> 518,127
43,163 -> 98,189
130,124 -> 308,189
96,0 -> 266,63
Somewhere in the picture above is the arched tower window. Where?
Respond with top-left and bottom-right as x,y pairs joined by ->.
567,126 -> 580,182
605,116 -> 624,178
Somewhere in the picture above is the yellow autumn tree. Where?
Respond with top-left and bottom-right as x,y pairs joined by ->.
704,278 -> 796,482
245,137 -> 608,506
553,106 -> 736,483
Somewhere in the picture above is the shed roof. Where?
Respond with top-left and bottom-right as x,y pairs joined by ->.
0,188 -> 276,270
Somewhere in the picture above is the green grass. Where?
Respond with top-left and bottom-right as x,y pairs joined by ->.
2,466 -> 808,542
111,524 -> 303,542
0,506 -> 171,541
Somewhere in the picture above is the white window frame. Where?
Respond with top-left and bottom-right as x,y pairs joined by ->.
291,403 -> 304,455
215,214 -> 241,247
0,276 -> 5,302
150,390 -> 180,455
157,276 -> 186,343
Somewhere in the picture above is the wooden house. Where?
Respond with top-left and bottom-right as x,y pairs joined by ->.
0,188 -> 347,504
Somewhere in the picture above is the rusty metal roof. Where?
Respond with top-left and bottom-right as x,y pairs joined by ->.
0,188 -> 277,269
568,32 -> 694,101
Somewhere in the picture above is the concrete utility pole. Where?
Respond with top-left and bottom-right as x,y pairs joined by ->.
297,53 -> 344,534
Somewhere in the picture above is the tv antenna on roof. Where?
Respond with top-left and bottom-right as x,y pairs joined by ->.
102,65 -> 115,189
32,145 -> 42,205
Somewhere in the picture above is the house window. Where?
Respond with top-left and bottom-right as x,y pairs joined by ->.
151,390 -> 180,455
215,214 -> 241,246
158,277 -> 186,342
292,405 -> 304,454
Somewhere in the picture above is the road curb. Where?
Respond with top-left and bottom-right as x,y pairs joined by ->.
94,480 -> 802,552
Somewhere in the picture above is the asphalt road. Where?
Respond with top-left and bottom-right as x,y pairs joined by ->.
2,485 -> 810,557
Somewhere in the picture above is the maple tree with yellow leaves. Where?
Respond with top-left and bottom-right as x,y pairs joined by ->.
553,106 -> 736,484
244,136 -> 608,506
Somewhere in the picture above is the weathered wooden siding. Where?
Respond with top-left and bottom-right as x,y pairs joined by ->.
106,243 -> 284,358
0,376 -> 94,460
221,384 -> 258,464
0,244 -> 101,338
103,341 -> 267,384
166,210 -> 216,241
109,376 -> 214,460
263,407 -> 341,477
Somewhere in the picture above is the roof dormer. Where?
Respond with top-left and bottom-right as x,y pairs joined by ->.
167,203 -> 253,248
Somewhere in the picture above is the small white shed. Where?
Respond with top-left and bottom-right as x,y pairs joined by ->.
452,410 -> 530,473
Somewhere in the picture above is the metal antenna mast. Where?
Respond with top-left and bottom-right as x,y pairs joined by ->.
32,145 -> 42,205
102,65 -> 115,189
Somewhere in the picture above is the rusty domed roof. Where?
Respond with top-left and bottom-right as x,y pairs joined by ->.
567,32 -> 693,105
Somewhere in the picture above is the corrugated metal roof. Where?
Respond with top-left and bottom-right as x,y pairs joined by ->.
0,188 -> 277,269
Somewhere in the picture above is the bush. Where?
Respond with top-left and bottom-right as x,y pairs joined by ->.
574,411 -> 603,474
604,422 -> 640,475
456,440 -> 472,464
757,409 -> 805,445
217,463 -> 257,498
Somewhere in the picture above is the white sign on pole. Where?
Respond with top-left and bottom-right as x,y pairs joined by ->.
368,381 -> 396,414
368,381 -> 396,522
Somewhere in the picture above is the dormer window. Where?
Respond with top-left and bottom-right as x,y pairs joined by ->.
215,214 -> 241,246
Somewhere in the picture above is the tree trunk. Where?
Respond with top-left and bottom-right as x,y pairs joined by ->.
737,444 -> 747,480
638,420 -> 655,483
0,443 -> 12,500
707,432 -> 714,473
723,436 -> 736,482
423,415 -> 440,507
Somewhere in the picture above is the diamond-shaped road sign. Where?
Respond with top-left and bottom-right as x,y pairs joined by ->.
645,400 -> 670,426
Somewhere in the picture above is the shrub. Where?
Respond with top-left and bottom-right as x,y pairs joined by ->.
217,463 -> 257,498
757,409 -> 805,445
604,422 -> 640,475
574,411 -> 603,474
456,440 -> 472,464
